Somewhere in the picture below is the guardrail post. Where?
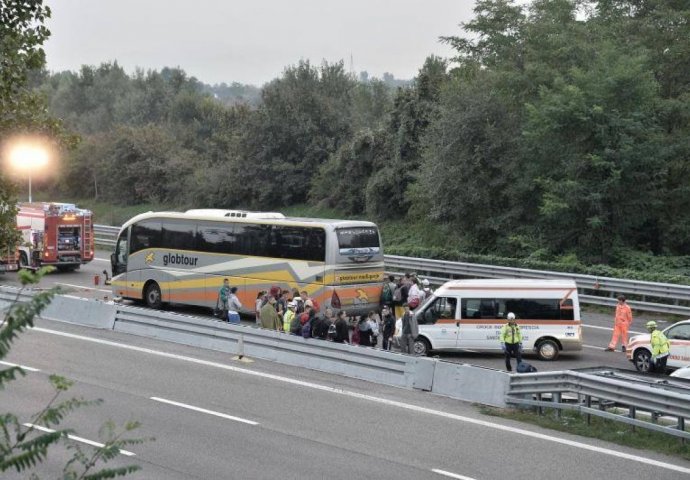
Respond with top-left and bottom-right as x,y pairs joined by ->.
231,334 -> 252,363
553,392 -> 562,419
537,393 -> 543,415
679,417 -> 686,445
629,406 -> 636,432
585,395 -> 591,425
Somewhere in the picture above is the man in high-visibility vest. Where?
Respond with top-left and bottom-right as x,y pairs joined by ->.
646,320 -> 671,373
500,312 -> 523,372
607,295 -> 633,352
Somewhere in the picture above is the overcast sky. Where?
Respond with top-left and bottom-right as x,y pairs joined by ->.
43,0 -> 476,86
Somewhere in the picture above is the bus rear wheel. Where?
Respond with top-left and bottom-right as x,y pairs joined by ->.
144,282 -> 162,309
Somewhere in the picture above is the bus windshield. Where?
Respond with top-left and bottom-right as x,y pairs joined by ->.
336,227 -> 380,252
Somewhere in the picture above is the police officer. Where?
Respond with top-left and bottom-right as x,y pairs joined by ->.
500,312 -> 523,372
646,321 -> 670,373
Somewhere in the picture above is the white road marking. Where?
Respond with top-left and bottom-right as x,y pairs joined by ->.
0,360 -> 40,372
150,396 -> 258,425
57,282 -> 112,293
92,258 -> 110,263
30,326 -> 690,475
23,423 -> 136,456
432,469 -> 477,480
583,324 -> 644,335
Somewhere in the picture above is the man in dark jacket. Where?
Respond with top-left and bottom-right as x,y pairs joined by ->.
311,312 -> 329,340
333,311 -> 350,343
381,306 -> 396,351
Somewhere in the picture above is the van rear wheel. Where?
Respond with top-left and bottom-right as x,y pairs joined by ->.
536,339 -> 559,361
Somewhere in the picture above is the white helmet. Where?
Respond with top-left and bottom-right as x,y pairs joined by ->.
422,279 -> 430,286
507,312 -> 516,321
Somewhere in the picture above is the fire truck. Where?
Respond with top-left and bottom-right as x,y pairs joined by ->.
0,247 -> 19,274
16,202 -> 94,271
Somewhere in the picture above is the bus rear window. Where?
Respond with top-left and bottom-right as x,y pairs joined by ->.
336,227 -> 380,251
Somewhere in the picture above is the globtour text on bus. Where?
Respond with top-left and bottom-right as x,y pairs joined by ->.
162,252 -> 199,267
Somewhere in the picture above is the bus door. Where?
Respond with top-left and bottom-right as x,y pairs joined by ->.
111,228 -> 129,297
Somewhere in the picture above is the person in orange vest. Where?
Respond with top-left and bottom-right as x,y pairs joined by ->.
606,295 -> 633,352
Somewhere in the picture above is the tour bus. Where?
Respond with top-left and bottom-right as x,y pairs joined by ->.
413,279 -> 582,360
110,209 -> 384,315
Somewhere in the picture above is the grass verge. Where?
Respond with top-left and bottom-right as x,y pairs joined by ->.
479,406 -> 690,461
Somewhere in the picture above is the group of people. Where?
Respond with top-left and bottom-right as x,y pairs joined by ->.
217,279 -> 423,354
499,295 -> 673,373
381,273 -> 433,318
606,295 -> 671,373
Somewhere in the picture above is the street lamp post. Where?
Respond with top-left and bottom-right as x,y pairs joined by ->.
8,144 -> 49,203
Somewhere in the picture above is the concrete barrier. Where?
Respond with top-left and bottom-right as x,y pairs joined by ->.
113,304 -> 435,390
1,286 -> 116,330
2,285 -> 509,407
42,295 -> 116,329
431,361 -> 510,408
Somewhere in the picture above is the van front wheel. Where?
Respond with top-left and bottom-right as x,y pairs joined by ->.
536,339 -> 559,361
413,337 -> 431,356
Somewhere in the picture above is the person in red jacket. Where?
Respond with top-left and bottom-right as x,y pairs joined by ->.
606,295 -> 633,352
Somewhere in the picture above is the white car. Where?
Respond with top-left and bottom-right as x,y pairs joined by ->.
670,365 -> 690,379
627,319 -> 690,373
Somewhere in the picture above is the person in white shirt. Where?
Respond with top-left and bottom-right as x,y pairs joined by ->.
228,287 -> 243,311
407,282 -> 421,309
420,278 -> 433,304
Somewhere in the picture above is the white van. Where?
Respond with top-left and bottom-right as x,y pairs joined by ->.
412,279 -> 582,360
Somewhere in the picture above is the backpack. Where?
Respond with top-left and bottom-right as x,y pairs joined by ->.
299,312 -> 310,325
327,322 -> 337,340
301,321 -> 312,339
290,317 -> 302,335
392,286 -> 403,303
381,283 -> 393,303
517,361 -> 538,373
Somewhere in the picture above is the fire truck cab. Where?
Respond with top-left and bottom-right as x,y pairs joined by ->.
17,202 -> 94,271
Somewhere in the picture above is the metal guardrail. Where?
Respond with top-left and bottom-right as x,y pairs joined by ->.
5,284 -> 689,438
94,224 -> 690,316
94,224 -> 119,247
506,369 -> 690,440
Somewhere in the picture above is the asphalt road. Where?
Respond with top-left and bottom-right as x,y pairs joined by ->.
3,319 -> 690,479
0,251 -> 676,371
0,250 -> 671,374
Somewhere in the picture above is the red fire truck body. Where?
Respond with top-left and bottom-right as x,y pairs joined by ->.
0,247 -> 19,274
17,202 -> 94,271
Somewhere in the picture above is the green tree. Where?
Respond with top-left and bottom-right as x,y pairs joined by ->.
238,60 -> 356,208
365,56 -> 448,219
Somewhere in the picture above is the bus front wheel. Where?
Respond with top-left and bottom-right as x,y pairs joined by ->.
144,282 -> 162,309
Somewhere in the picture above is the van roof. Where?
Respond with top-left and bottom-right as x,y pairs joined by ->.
437,278 -> 577,293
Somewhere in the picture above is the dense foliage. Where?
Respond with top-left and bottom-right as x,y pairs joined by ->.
41,0 -> 690,266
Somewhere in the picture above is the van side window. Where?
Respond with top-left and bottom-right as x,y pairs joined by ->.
463,299 -> 501,319
420,297 -> 457,324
